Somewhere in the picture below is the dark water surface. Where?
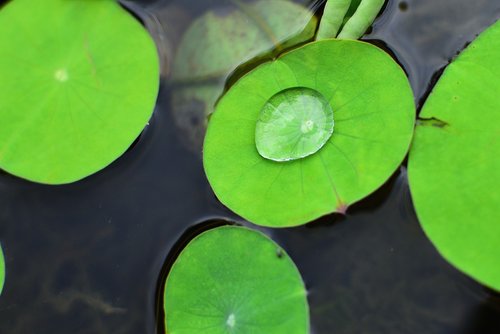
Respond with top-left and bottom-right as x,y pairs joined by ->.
0,0 -> 499,333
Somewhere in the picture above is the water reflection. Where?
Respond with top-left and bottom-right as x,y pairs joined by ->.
368,0 -> 500,105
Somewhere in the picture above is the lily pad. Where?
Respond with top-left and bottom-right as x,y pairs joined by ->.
0,0 -> 159,184
171,0 -> 317,149
0,244 -> 4,295
204,40 -> 415,227
163,226 -> 309,334
408,21 -> 500,291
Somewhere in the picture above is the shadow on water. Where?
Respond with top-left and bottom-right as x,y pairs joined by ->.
0,0 -> 499,333
461,296 -> 500,334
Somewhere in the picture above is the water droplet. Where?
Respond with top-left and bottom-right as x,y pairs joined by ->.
226,313 -> 236,328
54,68 -> 69,82
255,87 -> 334,162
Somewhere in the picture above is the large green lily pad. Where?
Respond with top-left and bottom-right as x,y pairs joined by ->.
0,244 -> 5,295
163,225 -> 309,334
408,21 -> 500,291
0,0 -> 159,184
204,40 -> 415,227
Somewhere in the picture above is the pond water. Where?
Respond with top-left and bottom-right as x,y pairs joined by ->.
0,0 -> 499,333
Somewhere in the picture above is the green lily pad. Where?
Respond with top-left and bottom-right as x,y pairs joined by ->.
0,244 -> 5,295
163,226 -> 309,334
0,0 -> 159,184
171,0 -> 317,149
204,40 -> 415,227
408,21 -> 500,291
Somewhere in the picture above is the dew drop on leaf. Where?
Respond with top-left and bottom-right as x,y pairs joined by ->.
255,87 -> 334,162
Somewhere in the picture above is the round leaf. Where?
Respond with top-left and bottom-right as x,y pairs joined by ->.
408,21 -> 500,291
204,40 -> 415,227
163,226 -> 309,334
0,0 -> 159,184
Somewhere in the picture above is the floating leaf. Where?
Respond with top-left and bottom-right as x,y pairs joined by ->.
204,40 -> 415,227
408,20 -> 500,291
163,226 -> 309,334
0,244 -> 4,295
0,0 -> 159,184
171,0 -> 317,149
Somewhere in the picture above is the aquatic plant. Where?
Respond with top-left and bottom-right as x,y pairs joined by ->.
316,0 -> 385,40
171,0 -> 317,148
163,226 -> 309,334
0,0 -> 159,184
408,20 -> 500,291
203,38 -> 415,227
0,244 -> 4,295
203,0 -> 414,228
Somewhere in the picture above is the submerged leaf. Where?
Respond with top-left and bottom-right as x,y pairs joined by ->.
408,20 -> 500,291
172,0 -> 316,82
171,0 -> 317,149
0,0 -> 159,184
204,40 -> 415,227
163,226 -> 309,334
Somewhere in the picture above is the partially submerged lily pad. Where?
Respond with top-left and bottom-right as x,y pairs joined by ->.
0,0 -> 159,184
171,0 -> 317,149
172,0 -> 316,82
0,244 -> 5,295
408,20 -> 500,291
204,40 -> 415,227
163,226 -> 309,334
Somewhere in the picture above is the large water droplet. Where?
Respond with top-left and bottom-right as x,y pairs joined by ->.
255,87 -> 334,161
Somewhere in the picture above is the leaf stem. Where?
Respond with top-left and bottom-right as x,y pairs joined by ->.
316,0 -> 352,40
337,0 -> 385,39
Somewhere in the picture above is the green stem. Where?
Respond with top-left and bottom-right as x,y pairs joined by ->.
316,0 -> 352,40
337,0 -> 385,39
